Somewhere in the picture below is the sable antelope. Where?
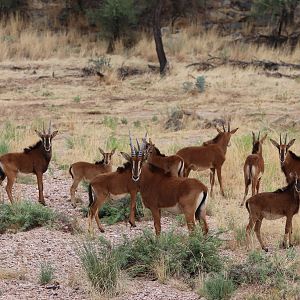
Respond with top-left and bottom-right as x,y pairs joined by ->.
176,122 -> 238,196
146,140 -> 184,177
124,135 -> 209,235
270,134 -> 298,183
69,148 -> 116,208
87,133 -> 146,233
245,173 -> 300,252
0,122 -> 58,205
241,132 -> 267,206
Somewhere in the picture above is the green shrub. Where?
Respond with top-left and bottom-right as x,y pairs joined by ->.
79,239 -> 120,295
117,228 -> 223,278
88,56 -> 112,73
39,262 -> 54,285
103,116 -> 118,130
201,273 -> 236,300
73,95 -> 81,103
0,201 -> 56,233
0,201 -> 77,233
133,120 -> 141,128
195,76 -> 205,93
228,249 -> 300,288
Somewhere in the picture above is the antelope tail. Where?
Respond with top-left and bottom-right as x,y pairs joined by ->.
178,160 -> 185,177
69,166 -> 74,179
195,191 -> 208,220
245,164 -> 252,186
0,162 -> 6,182
88,184 -> 94,207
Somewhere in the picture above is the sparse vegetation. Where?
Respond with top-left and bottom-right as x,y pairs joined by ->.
201,273 -> 236,300
73,95 -> 81,103
39,262 -> 54,285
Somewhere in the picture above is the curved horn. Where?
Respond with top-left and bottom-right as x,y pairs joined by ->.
138,132 -> 148,157
280,133 -> 282,145
48,120 -> 52,134
136,138 -> 140,151
228,121 -> 230,132
258,131 -> 260,140
129,130 -> 136,157
285,133 -> 288,145
222,123 -> 226,132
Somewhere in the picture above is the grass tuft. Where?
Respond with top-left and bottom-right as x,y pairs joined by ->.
39,262 -> 54,285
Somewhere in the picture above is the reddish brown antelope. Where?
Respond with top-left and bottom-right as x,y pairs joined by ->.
123,135 -> 209,235
88,133 -> 146,233
176,122 -> 238,196
270,134 -> 299,183
0,122 -> 58,205
69,148 -> 116,207
245,173 -> 300,252
241,132 -> 267,206
146,139 -> 184,177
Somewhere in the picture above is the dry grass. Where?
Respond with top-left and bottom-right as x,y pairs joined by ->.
0,18 -> 300,298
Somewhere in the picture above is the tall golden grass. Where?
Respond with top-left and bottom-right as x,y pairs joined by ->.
1,15 -> 299,62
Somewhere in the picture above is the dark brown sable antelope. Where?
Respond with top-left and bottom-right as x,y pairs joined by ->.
146,139 -> 184,177
245,173 -> 300,252
87,133 -> 146,233
176,122 -> 238,196
240,132 -> 267,206
0,122 -> 58,205
270,134 -> 298,183
69,148 -> 116,207
122,135 -> 209,235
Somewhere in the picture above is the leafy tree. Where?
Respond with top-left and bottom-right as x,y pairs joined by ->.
87,0 -> 137,53
0,0 -> 21,15
252,0 -> 300,38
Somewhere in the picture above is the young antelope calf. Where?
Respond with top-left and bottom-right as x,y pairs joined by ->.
241,132 -> 267,206
146,140 -> 184,177
245,174 -> 300,252
69,148 -> 116,207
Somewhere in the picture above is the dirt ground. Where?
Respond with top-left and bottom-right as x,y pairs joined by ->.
0,57 -> 300,299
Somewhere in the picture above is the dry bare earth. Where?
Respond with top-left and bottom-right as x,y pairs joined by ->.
0,55 -> 300,299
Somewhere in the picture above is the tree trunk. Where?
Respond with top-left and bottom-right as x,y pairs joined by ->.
153,0 -> 168,75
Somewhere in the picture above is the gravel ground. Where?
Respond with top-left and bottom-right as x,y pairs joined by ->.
0,167 -> 202,300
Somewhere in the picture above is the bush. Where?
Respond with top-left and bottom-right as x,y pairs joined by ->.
79,238 -> 121,295
0,201 -> 56,233
201,273 -> 236,300
39,262 -> 54,285
79,229 -> 223,294
0,201 -> 77,233
228,249 -> 300,288
117,228 -> 223,278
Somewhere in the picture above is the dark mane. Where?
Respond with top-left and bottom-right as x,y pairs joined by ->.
23,140 -> 42,153
289,151 -> 300,161
154,147 -> 166,157
117,162 -> 131,173
274,181 -> 294,193
148,163 -> 171,176
95,159 -> 104,165
252,141 -> 260,154
203,133 -> 222,146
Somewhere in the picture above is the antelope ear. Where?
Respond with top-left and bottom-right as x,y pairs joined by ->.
270,138 -> 279,149
99,147 -> 105,155
35,130 -> 43,138
51,130 -> 58,139
287,139 -> 295,149
120,152 -> 131,162
260,134 -> 268,143
111,148 -> 116,155
230,128 -> 238,134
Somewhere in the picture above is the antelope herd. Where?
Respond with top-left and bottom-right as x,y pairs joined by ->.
0,121 -> 299,252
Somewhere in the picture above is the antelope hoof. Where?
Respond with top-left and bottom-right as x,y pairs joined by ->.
289,243 -> 294,248
98,227 -> 105,233
263,247 -> 269,252
129,221 -> 136,228
71,203 -> 77,208
281,241 -> 288,249
39,200 -> 46,206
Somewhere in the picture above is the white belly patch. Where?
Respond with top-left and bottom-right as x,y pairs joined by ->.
262,212 -> 284,220
109,193 -> 127,201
